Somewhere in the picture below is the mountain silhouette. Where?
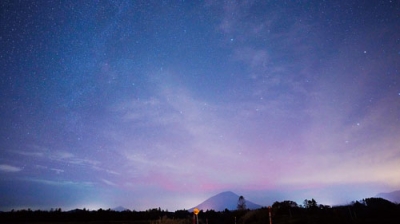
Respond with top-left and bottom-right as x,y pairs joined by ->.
111,206 -> 130,212
191,191 -> 262,211
376,190 -> 400,203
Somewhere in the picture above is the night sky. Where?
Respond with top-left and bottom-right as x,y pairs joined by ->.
1,0 -> 400,211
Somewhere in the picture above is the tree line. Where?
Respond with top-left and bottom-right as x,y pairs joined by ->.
1,197 -> 399,224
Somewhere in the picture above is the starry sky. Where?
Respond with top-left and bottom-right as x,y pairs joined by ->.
1,0 -> 400,211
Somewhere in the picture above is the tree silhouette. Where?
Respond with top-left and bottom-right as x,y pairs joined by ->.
237,195 -> 247,210
272,200 -> 298,209
303,198 -> 318,209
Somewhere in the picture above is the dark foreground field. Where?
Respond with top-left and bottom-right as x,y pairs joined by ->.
1,198 -> 399,224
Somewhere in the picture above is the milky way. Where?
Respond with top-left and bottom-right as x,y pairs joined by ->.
1,1 -> 400,211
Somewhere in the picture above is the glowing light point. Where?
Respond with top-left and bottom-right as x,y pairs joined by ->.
193,208 -> 199,224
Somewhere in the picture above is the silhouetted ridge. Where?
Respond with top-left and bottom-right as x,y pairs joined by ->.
112,206 -> 129,212
376,190 -> 400,203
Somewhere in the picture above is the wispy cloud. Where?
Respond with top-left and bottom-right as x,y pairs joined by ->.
24,178 -> 94,187
49,151 -> 74,160
0,164 -> 22,172
50,168 -> 64,174
12,146 -> 73,161
101,179 -> 117,186
92,166 -> 120,176
14,150 -> 44,157
110,84 -> 288,191
12,145 -> 108,178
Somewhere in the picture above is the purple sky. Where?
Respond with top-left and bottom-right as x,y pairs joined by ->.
1,0 -> 400,211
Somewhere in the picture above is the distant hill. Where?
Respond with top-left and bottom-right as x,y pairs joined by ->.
191,191 -> 263,211
112,206 -> 130,212
376,190 -> 400,203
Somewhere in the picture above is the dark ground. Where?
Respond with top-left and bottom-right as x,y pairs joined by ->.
1,198 -> 399,224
